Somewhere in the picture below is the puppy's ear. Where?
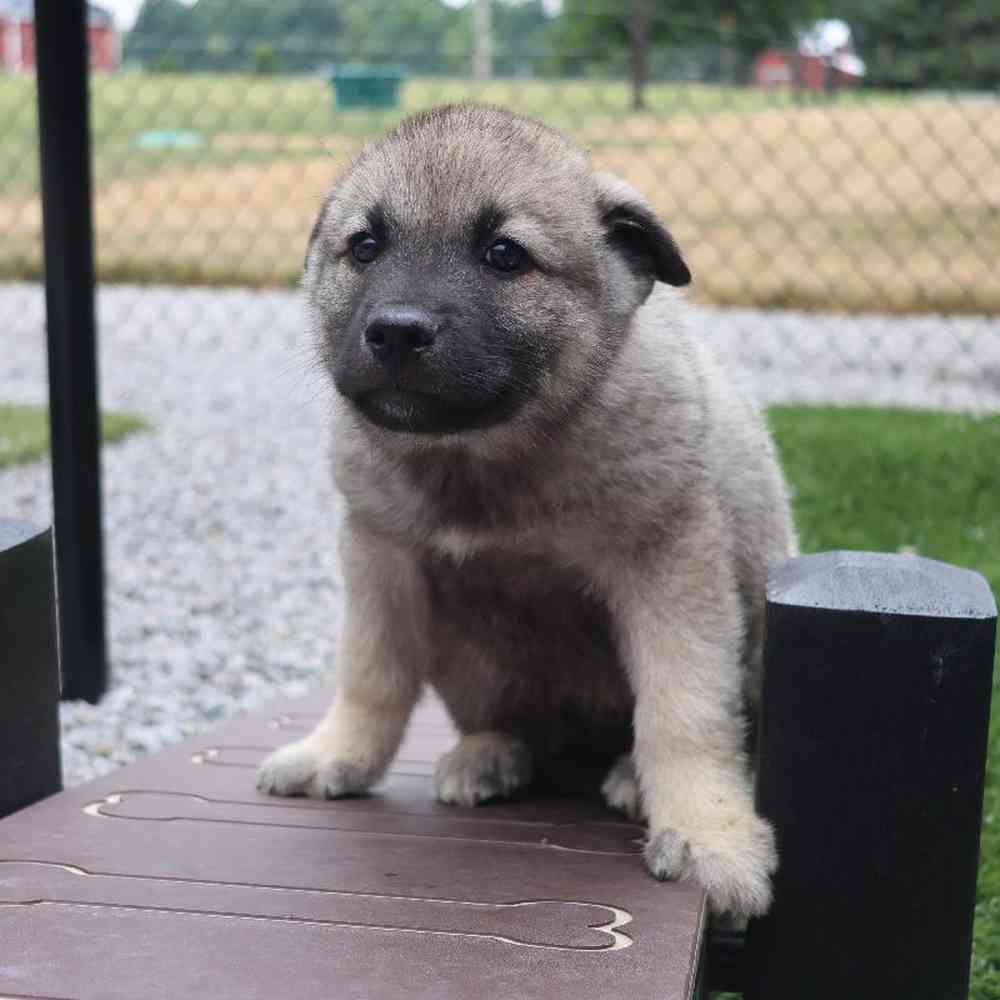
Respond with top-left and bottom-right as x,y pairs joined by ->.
594,173 -> 691,288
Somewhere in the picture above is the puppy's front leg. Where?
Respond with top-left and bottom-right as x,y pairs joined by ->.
610,535 -> 777,919
257,521 -> 425,799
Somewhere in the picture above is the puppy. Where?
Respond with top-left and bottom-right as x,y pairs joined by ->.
257,104 -> 797,919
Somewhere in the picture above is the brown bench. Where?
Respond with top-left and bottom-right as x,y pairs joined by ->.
2,521 -> 995,999
0,687 -> 708,999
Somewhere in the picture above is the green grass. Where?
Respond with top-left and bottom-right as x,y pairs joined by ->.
0,404 -> 148,468
767,406 -> 1000,1000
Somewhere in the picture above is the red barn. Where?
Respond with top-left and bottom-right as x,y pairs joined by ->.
754,21 -> 865,93
0,0 -> 119,73
754,50 -> 795,88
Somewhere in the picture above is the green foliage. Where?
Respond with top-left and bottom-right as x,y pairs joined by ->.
251,43 -> 280,75
127,0 -> 341,73
124,0 -> 999,88
0,405 -> 149,469
550,0 -> 825,80
125,0 -> 555,78
829,0 -> 999,89
491,0 -> 553,76
146,52 -> 180,74
334,0 -> 467,73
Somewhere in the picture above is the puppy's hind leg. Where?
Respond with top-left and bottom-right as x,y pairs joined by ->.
257,521 -> 427,800
434,732 -> 534,807
601,754 -> 644,821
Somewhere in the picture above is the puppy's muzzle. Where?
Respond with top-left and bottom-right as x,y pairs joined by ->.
364,307 -> 437,367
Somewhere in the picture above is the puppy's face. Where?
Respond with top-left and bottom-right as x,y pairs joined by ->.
306,106 -> 690,438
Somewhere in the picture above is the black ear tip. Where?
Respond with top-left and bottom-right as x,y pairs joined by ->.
656,237 -> 691,287
664,259 -> 692,287
603,199 -> 691,290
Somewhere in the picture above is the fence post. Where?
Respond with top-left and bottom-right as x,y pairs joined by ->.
745,551 -> 996,1000
34,0 -> 108,702
0,521 -> 63,818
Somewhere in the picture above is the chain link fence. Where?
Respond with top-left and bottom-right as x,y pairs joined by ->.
1,0 -> 998,414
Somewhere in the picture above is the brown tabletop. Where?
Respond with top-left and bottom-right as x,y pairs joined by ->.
0,689 -> 707,999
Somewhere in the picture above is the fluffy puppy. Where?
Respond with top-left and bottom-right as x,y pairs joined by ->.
257,104 -> 797,919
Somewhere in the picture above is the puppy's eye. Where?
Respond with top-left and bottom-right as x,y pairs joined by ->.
484,239 -> 525,273
350,234 -> 381,264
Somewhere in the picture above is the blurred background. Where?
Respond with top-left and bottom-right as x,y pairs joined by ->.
3,1 -> 999,402
0,3 -> 998,994
1,1 -> 998,301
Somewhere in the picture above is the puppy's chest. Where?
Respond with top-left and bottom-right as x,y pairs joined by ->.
421,549 -> 630,717
398,449 -> 591,541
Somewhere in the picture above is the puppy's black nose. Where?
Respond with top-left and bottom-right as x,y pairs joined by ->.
364,308 -> 437,364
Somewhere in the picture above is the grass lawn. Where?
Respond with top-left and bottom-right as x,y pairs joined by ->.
769,406 -> 1000,1000
0,404 -> 148,468
0,73 -> 996,313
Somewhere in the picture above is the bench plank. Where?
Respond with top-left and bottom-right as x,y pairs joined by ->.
0,690 -> 707,999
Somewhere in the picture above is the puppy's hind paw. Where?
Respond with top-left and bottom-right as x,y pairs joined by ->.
256,740 -> 373,800
434,732 -> 533,806
601,754 -> 644,821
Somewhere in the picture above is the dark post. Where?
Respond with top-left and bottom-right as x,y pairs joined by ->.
0,521 -> 63,817
746,551 -> 997,1000
35,0 -> 108,702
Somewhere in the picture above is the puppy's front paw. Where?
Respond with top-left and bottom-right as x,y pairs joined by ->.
645,812 -> 777,919
434,732 -> 533,806
601,754 -> 644,820
256,740 -> 373,800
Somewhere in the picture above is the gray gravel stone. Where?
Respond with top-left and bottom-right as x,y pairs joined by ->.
1,282 -> 997,786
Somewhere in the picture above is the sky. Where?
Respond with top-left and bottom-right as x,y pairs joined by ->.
99,0 -> 560,33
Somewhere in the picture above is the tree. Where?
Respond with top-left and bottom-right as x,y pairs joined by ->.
492,1 -> 552,77
126,0 -> 341,73
627,1 -> 652,109
473,0 -> 492,80
251,43 -> 280,75
125,0 -> 192,66
335,0 -> 463,73
831,0 -> 999,89
125,0 -> 555,79
553,0 -> 826,108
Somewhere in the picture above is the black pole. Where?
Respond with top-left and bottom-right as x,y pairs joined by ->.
0,521 -> 63,817
746,551 -> 996,1000
34,0 -> 107,703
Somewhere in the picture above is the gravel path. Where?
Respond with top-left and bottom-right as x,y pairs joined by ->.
2,282 -> 998,787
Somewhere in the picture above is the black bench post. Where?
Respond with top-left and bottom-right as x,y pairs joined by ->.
0,521 -> 63,818
745,551 -> 996,1000
35,0 -> 108,702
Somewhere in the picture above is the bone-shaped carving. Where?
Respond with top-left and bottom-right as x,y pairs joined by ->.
268,709 -> 454,736
0,993 -> 73,999
266,711 -> 321,732
0,860 -> 632,952
191,745 -> 281,767
84,792 -> 643,855
191,745 -> 435,776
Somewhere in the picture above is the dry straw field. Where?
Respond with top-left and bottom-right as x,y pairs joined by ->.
1,74 -> 997,314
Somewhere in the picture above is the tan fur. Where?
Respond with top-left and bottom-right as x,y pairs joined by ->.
257,105 -> 797,918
